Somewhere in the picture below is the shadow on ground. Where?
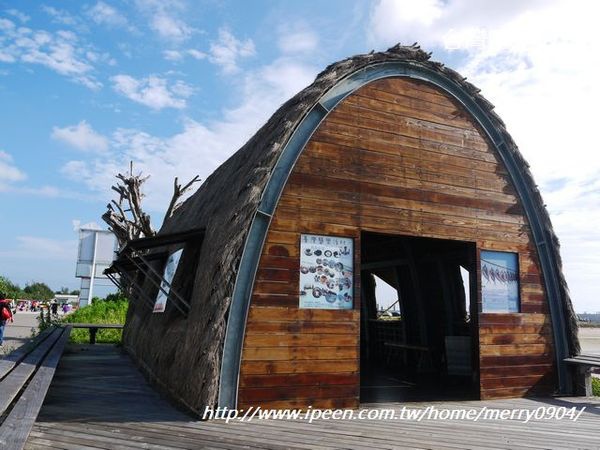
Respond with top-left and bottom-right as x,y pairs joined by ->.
36,344 -> 192,423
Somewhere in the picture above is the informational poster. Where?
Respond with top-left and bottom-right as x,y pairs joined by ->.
299,234 -> 353,309
153,249 -> 184,313
481,250 -> 520,313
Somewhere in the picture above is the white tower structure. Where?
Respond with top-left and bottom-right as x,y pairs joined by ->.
75,224 -> 117,307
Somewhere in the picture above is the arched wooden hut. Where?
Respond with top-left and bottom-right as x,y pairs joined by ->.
110,44 -> 580,413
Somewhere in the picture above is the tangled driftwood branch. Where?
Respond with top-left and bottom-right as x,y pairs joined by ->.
163,175 -> 201,221
102,162 -> 200,248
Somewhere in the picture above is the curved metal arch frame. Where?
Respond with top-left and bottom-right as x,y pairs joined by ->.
218,61 -> 571,408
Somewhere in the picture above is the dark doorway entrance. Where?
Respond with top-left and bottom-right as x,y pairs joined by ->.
360,232 -> 479,402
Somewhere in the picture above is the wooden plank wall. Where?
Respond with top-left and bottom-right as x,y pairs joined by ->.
238,77 -> 555,409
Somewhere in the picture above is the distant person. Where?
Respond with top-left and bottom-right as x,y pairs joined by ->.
50,300 -> 58,316
0,292 -> 14,347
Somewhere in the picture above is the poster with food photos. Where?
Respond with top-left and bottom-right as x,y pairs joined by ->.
299,234 -> 353,309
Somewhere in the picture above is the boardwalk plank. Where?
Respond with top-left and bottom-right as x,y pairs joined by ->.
0,328 -> 55,380
0,327 -> 70,449
24,344 -> 600,450
0,328 -> 63,416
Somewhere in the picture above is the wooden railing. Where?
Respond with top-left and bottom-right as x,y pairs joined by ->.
0,325 -> 72,450
69,323 -> 124,344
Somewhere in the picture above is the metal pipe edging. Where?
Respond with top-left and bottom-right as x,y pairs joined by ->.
218,60 -> 572,408
218,106 -> 328,408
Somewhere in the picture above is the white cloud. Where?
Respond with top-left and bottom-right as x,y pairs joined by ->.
187,49 -> 206,60
41,6 -> 80,27
163,49 -> 183,61
52,121 -> 109,152
170,79 -> 194,98
134,0 -> 194,41
163,48 -> 206,62
278,27 -> 319,54
209,28 -> 255,74
16,185 -> 61,197
151,13 -> 192,41
62,57 -> 317,214
447,4 -> 600,313
368,0 -> 551,50
370,0 -> 443,44
0,151 -> 89,199
85,50 -> 116,66
0,150 -> 26,190
87,1 -> 129,29
20,35 -> 91,76
368,0 -> 599,183
110,74 -> 194,110
0,18 -> 102,89
2,182 -> 94,200
14,236 -> 78,261
5,9 -> 30,23
62,160 -> 90,178
367,0 -> 600,312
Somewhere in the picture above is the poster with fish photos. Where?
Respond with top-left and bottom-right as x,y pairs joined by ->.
299,234 -> 353,309
481,250 -> 520,313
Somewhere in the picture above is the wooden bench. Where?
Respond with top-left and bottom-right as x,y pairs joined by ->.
0,325 -> 72,450
69,323 -> 124,344
564,354 -> 600,396
384,341 -> 430,370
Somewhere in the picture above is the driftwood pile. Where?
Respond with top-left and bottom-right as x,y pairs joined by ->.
102,162 -> 199,248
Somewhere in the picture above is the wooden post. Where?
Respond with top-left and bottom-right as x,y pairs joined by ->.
90,327 -> 98,345
583,366 -> 593,397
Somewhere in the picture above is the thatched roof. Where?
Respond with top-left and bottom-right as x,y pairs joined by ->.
123,44 -> 580,414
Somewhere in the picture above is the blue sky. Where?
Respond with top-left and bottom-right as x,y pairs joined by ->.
0,0 -> 598,312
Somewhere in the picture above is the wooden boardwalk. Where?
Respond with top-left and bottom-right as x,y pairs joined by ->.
26,345 -> 600,450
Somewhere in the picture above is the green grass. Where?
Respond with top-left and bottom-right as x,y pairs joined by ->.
61,300 -> 129,344
593,377 -> 600,397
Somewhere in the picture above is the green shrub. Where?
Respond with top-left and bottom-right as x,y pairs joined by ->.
62,299 -> 129,344
38,308 -> 60,332
104,291 -> 129,303
593,377 -> 600,397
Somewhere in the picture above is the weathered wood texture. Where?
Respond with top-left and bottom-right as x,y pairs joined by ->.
0,328 -> 63,418
26,344 -> 600,450
239,77 -> 554,408
0,326 -> 72,450
0,328 -> 55,380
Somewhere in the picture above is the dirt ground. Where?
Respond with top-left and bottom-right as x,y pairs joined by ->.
579,327 -> 600,356
1,311 -> 39,354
